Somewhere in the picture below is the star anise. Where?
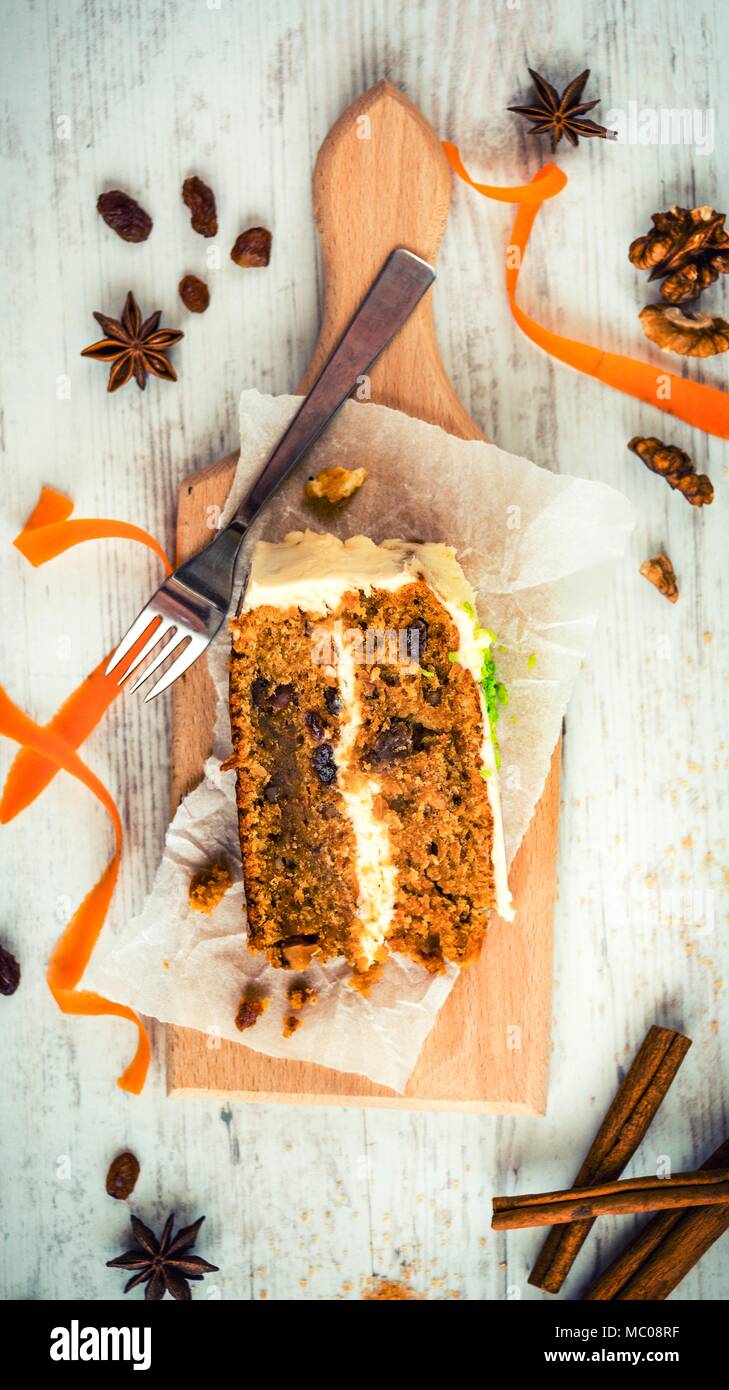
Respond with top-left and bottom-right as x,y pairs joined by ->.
107,1213 -> 218,1300
81,291 -> 184,392
508,68 -> 614,149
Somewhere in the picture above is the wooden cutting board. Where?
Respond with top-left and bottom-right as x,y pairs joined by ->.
167,80 -> 560,1113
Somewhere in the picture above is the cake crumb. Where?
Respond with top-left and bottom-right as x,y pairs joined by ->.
189,863 -> 232,913
363,1278 -> 416,1301
288,982 -> 318,1011
235,995 -> 270,1032
306,465 -> 368,504
283,1013 -> 302,1038
348,963 -> 384,996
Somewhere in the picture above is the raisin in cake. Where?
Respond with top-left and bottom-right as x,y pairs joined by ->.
229,531 -> 512,977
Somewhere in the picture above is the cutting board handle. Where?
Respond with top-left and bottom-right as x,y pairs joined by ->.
300,80 -> 481,441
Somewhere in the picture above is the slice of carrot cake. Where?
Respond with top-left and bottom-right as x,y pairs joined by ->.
228,531 -> 512,977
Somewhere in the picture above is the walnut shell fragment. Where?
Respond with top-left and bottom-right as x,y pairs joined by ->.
97,190 -> 153,243
629,205 -> 729,303
178,274 -> 210,313
306,465 -> 368,504
230,226 -> 272,267
628,435 -> 713,507
639,304 -> 729,357
640,553 -> 679,604
182,176 -> 218,237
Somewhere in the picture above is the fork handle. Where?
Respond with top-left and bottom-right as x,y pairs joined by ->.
233,247 -> 435,527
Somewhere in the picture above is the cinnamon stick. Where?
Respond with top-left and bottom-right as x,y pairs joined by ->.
528,1025 -> 691,1292
493,1167 -> 729,1229
583,1135 -> 729,1300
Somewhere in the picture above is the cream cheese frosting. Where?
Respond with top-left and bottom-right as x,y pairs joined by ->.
243,530 -> 513,926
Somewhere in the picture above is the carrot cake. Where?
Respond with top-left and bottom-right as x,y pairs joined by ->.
228,531 -> 512,977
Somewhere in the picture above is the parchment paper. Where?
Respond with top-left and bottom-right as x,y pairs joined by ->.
86,390 -> 633,1093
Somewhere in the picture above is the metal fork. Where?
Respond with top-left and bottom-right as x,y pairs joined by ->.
105,248 -> 435,700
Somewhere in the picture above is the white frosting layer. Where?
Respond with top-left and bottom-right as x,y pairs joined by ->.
244,530 -> 513,925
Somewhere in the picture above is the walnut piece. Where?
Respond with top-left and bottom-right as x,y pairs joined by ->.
628,435 -> 713,507
188,862 -> 232,913
235,995 -> 269,1032
306,465 -> 368,504
639,304 -> 729,357
640,553 -> 679,604
629,205 -> 729,303
282,942 -> 318,969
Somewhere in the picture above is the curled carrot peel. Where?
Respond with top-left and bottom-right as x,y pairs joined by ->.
14,485 -> 171,571
1,633 -> 154,819
443,144 -> 729,441
0,485 -> 171,1094
0,687 -> 150,1094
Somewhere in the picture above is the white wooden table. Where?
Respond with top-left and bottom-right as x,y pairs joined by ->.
1,0 -> 727,1301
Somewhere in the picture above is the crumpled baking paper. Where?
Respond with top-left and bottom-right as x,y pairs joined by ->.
86,390 -> 633,1093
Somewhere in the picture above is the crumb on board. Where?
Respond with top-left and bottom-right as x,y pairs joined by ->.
189,862 -> 232,913
235,995 -> 270,1032
363,1278 -> 416,1301
287,982 -> 318,1011
305,465 -> 368,504
283,1013 -> 302,1038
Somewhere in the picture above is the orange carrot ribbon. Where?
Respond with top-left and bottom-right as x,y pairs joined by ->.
1,486 -> 172,1093
443,143 -> 729,440
0,686 -> 150,1093
14,484 -> 171,570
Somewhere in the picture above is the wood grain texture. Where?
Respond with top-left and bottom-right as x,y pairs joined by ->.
167,81 -> 560,1113
1,0 -> 727,1301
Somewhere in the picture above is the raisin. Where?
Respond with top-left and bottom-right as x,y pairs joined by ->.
178,274 -> 210,313
105,1151 -> 140,1200
405,619 -> 428,660
367,717 -> 413,764
380,668 -> 400,686
182,176 -> 218,237
367,718 -> 432,764
423,684 -> 442,707
97,190 -> 152,243
264,779 -> 281,803
323,686 -> 342,716
271,683 -> 294,711
0,943 -> 20,996
311,743 -> 337,786
230,226 -> 272,267
305,710 -> 326,741
251,677 -> 270,710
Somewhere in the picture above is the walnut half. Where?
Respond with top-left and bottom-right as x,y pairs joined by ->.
305,465 -> 368,504
639,304 -> 729,357
640,553 -> 679,604
627,436 -> 713,507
